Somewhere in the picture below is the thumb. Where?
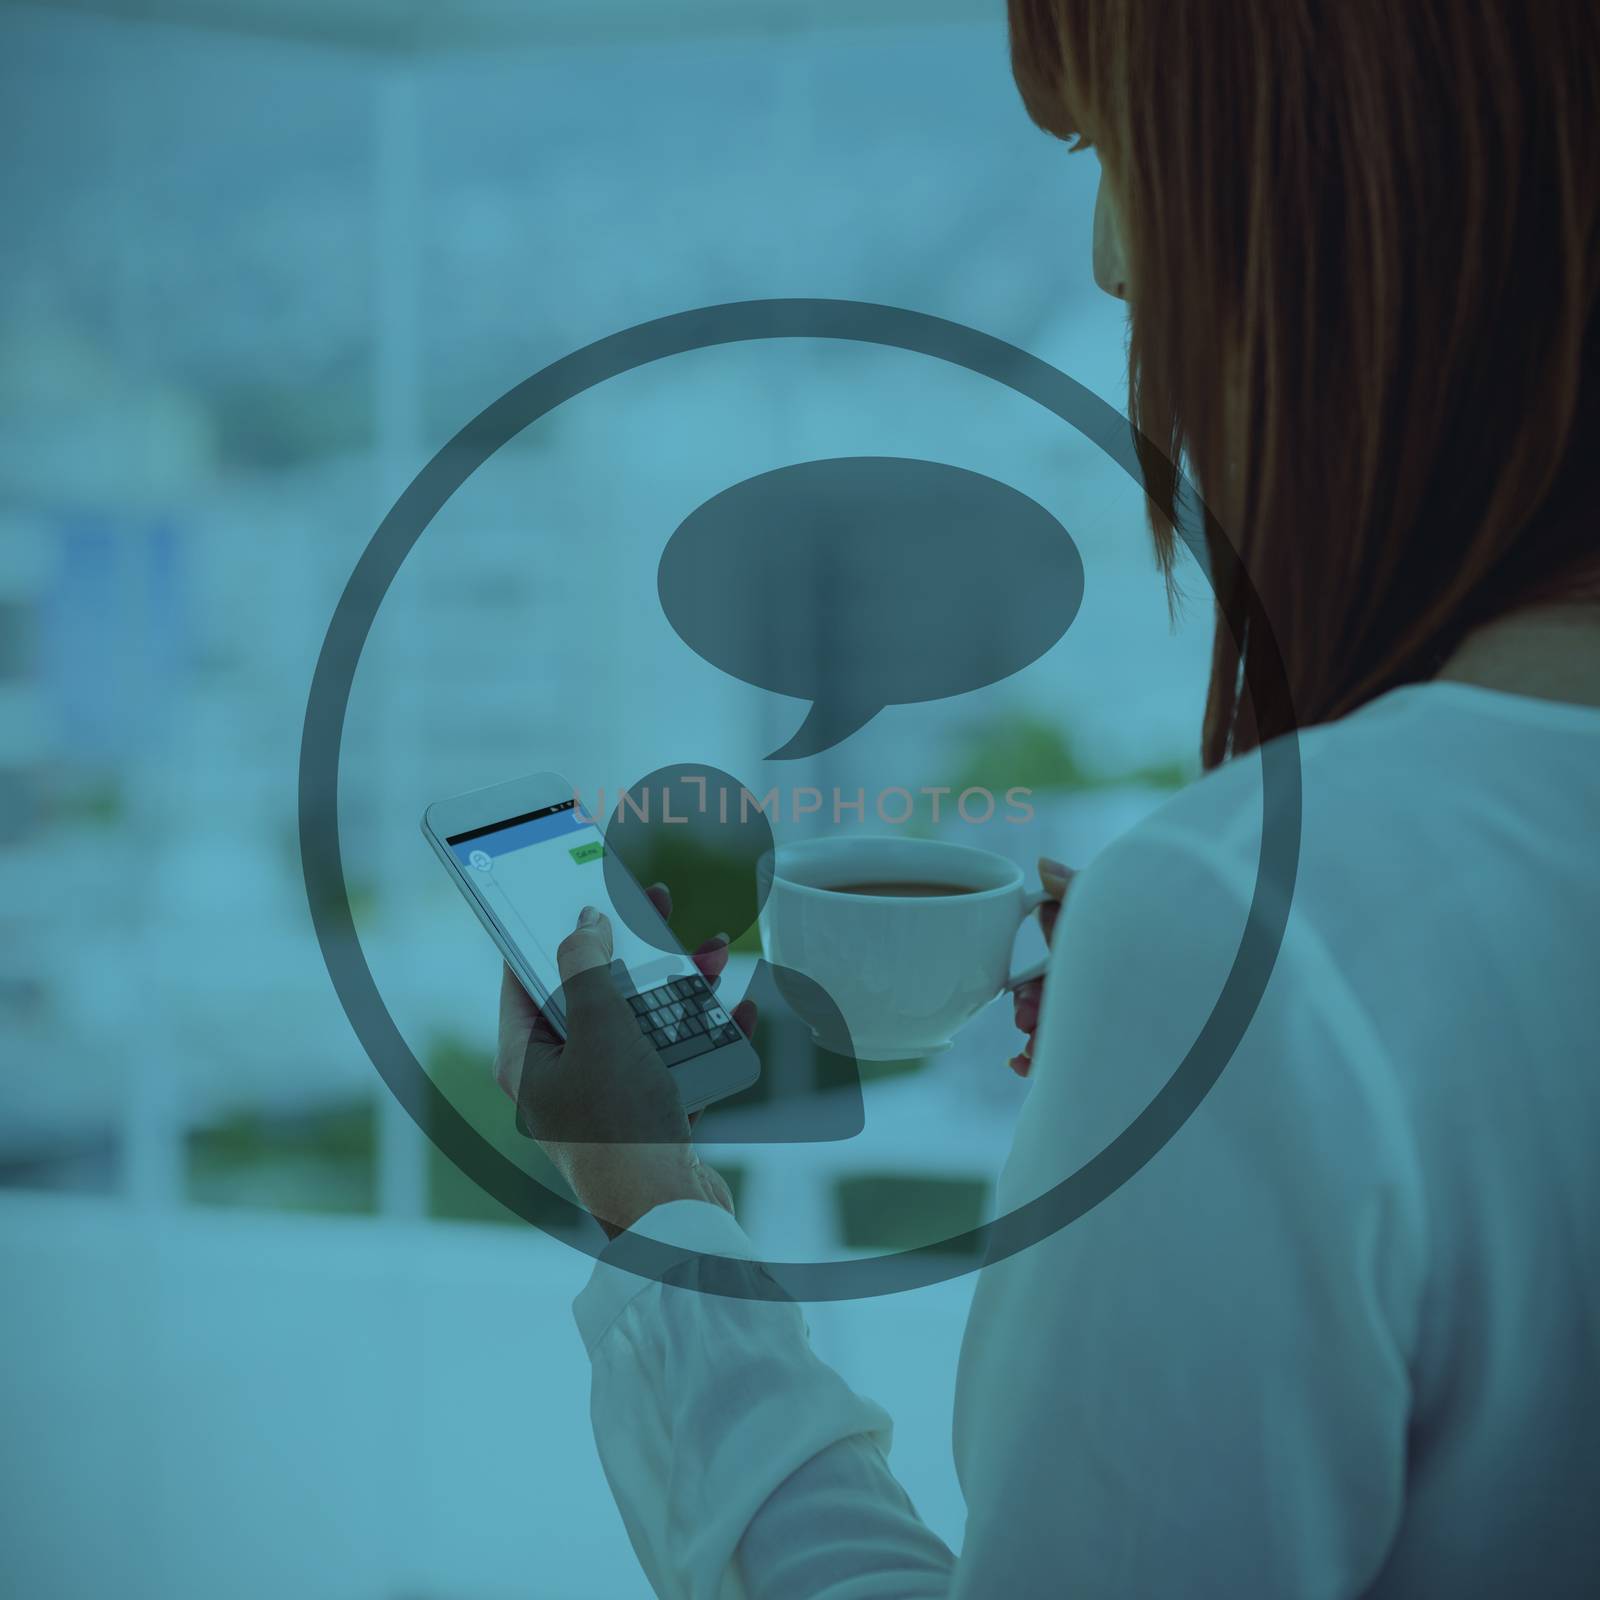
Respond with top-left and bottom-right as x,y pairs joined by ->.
556,905 -> 614,988
556,906 -> 632,1037
1038,855 -> 1074,899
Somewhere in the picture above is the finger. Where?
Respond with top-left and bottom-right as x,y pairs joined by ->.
693,933 -> 730,983
731,998 -> 758,1038
500,965 -> 563,1049
500,963 -> 541,1028
527,1006 -> 564,1051
496,964 -> 538,1096
646,881 -> 673,921
556,906 -> 615,987
1038,856 -> 1074,901
696,1160 -> 735,1215
1011,1017 -> 1036,1081
497,965 -> 562,1102
1012,977 -> 1042,1034
1038,899 -> 1061,943
555,908 -> 634,1038
1008,1034 -> 1034,1073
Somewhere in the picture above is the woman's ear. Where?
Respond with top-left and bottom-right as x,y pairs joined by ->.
1092,162 -> 1131,300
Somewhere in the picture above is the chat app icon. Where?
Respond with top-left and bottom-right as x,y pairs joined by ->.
659,456 -> 1085,759
305,302 -> 1299,1282
467,849 -> 492,872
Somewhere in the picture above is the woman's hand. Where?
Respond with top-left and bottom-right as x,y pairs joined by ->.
493,884 -> 755,1238
1009,856 -> 1074,1076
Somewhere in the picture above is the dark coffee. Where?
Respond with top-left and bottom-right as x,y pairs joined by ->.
823,880 -> 977,898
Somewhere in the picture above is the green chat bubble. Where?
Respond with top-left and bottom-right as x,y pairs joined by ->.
568,841 -> 605,865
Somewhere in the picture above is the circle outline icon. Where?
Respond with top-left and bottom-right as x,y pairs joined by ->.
298,299 -> 1302,1301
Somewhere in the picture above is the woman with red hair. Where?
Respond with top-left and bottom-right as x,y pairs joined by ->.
502,5 -> 1600,1592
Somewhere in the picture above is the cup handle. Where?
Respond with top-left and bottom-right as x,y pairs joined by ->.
1002,888 -> 1053,992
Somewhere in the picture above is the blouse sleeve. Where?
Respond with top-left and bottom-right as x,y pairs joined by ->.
574,1199 -> 957,1600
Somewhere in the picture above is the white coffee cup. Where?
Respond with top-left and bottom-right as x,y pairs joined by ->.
756,836 -> 1050,1061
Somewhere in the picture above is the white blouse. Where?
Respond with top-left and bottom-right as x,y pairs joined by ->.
571,683 -> 1600,1598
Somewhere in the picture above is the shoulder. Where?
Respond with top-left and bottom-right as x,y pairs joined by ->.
1018,692 -> 1436,1217
1081,683 -> 1441,910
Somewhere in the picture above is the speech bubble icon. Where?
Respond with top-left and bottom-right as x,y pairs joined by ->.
658,456 -> 1085,759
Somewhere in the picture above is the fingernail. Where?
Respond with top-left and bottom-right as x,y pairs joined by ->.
578,905 -> 599,926
649,882 -> 667,894
711,931 -> 729,947
1038,857 -> 1070,892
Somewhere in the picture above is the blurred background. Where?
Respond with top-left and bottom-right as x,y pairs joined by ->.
1,1 -> 1212,1594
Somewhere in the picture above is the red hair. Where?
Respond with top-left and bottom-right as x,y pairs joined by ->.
1010,0 -> 1600,764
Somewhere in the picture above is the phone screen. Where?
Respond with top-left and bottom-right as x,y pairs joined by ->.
447,799 -> 694,1009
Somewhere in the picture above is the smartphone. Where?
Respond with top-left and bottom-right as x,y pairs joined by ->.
422,770 -> 761,1112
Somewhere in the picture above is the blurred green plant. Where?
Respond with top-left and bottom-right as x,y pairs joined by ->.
618,829 -> 764,953
49,778 -> 124,827
424,1031 -> 575,1228
814,1042 -> 924,1089
944,710 -> 1195,803
185,1103 -> 376,1214
834,1173 -> 988,1256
